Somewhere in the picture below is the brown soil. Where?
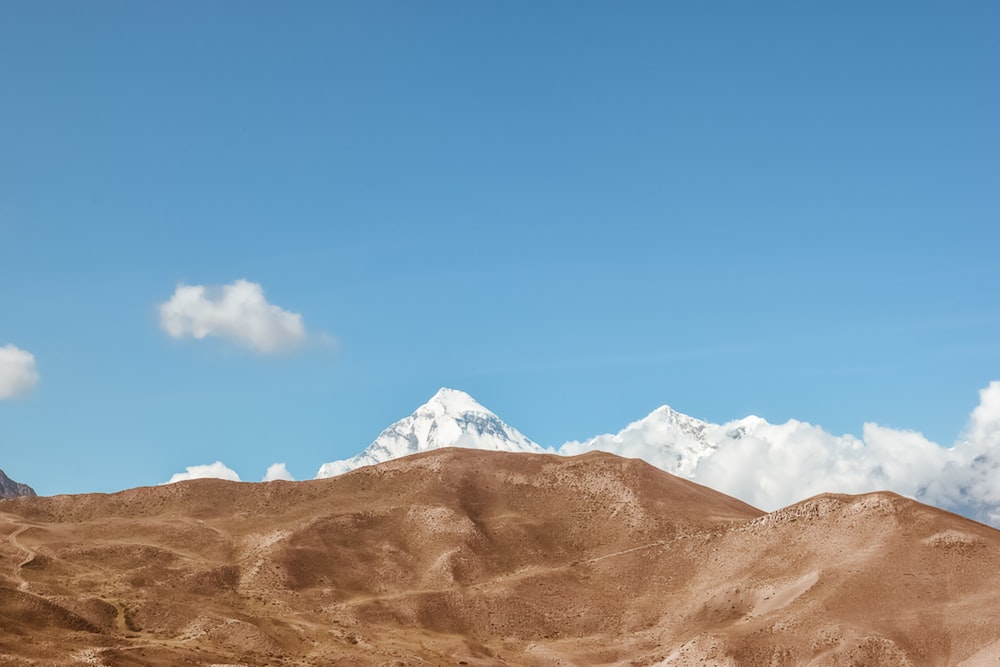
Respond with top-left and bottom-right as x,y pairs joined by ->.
1,448 -> 998,665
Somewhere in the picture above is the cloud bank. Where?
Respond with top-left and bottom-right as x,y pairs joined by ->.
163,461 -> 241,484
0,344 -> 40,399
562,382 -> 1000,527
698,384 -> 1000,526
159,280 -> 307,353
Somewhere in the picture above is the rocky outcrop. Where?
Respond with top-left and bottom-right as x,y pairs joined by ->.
0,468 -> 36,498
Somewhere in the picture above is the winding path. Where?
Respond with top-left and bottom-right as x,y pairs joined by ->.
7,524 -> 37,590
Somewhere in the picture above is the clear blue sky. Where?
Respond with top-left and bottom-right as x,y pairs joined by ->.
2,2 -> 997,495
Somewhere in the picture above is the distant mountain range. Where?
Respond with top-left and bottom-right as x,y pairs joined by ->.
0,468 -> 36,499
316,388 -> 546,478
316,386 -> 1000,528
317,387 -> 764,480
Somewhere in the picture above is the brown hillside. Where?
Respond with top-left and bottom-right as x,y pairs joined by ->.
1,448 -> 998,665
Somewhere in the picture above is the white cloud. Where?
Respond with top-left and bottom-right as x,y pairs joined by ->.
159,279 -> 307,353
0,344 -> 39,399
163,461 -> 241,484
691,410 -> 1000,526
942,381 -> 1000,525
691,419 -> 951,512
558,382 -> 1000,527
965,381 -> 1000,449
263,462 -> 295,482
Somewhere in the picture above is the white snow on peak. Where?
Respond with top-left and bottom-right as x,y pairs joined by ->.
726,415 -> 767,439
311,383 -> 1000,529
315,388 -> 547,478
423,387 -> 492,417
316,390 -> 731,481
558,403 -> 728,477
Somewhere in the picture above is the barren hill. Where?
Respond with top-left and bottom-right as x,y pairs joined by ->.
1,449 -> 999,666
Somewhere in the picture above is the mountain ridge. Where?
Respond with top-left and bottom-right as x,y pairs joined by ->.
3,447 -> 1000,665
316,387 -> 751,481
0,468 -> 35,499
312,386 -> 1000,528
315,387 -> 547,478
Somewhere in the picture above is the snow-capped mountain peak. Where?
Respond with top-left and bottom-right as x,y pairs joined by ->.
316,389 -> 764,484
312,384 -> 1000,529
649,404 -> 712,439
726,415 -> 767,439
558,404 -> 723,477
421,387 -> 492,418
315,388 -> 546,478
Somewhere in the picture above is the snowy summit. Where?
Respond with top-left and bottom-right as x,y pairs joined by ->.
560,405 -> 763,478
310,385 -> 1000,529
315,388 -> 547,478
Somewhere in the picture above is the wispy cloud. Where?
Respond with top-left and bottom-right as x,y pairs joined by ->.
0,344 -> 39,399
158,279 -> 309,353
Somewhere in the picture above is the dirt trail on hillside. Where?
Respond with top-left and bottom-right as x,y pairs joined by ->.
0,449 -> 998,665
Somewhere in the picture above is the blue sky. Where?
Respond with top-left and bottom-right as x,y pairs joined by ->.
1,2 -> 998,495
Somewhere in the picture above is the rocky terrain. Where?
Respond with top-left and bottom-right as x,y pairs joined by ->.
0,468 -> 35,499
2,448 -> 999,665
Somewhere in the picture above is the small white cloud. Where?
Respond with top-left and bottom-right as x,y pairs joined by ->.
0,344 -> 39,399
163,461 -> 241,484
159,279 -> 307,353
263,462 -> 295,482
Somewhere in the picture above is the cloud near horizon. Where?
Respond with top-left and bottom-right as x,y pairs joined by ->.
161,383 -> 1000,527
263,463 -> 295,482
163,461 -> 241,484
159,280 -> 308,353
163,461 -> 297,485
688,382 -> 1000,526
556,382 -> 1000,526
0,344 -> 40,399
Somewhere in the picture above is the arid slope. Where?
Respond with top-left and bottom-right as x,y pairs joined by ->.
1,448 -> 998,666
